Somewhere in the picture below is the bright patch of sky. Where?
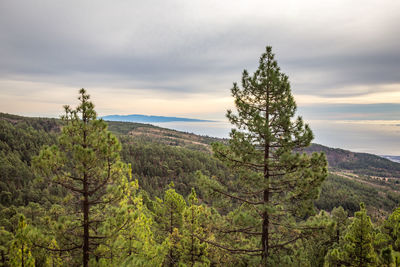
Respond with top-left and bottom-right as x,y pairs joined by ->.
0,0 -> 400,155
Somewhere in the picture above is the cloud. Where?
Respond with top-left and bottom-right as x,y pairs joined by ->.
298,103 -> 400,121
1,0 -> 399,98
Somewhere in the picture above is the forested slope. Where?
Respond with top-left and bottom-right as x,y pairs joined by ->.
0,113 -> 59,206
305,143 -> 400,177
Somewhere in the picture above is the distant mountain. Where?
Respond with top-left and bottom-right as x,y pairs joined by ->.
102,114 -> 214,123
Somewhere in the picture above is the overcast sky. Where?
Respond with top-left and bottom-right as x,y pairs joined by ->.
1,0 -> 400,155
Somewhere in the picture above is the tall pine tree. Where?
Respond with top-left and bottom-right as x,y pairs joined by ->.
201,46 -> 327,265
33,89 -> 133,266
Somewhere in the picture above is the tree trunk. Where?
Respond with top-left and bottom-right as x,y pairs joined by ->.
82,107 -> 90,267
21,244 -> 24,267
1,250 -> 5,266
169,208 -> 174,267
191,207 -> 194,267
261,194 -> 269,266
261,76 -> 270,266
83,173 -> 89,267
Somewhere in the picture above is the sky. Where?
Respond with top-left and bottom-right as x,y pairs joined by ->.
1,0 -> 400,155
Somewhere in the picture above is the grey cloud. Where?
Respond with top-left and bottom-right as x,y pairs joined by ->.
0,0 -> 399,97
282,50 -> 400,96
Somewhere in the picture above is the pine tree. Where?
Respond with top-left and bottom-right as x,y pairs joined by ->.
200,46 -> 327,265
95,182 -> 167,266
9,215 -> 35,267
382,206 -> 400,251
331,206 -> 350,245
33,89 -> 132,266
343,203 -> 377,266
179,188 -> 210,266
375,205 -> 400,266
325,203 -> 377,267
379,246 -> 394,267
291,210 -> 336,266
155,183 -> 186,266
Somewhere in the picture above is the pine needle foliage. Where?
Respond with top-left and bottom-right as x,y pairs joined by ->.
33,89 -> 132,266
201,46 -> 328,265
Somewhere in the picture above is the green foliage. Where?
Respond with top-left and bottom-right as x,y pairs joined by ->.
179,189 -> 210,266
343,203 -> 377,266
290,207 -> 350,266
162,183 -> 187,234
0,226 -> 13,265
158,183 -> 187,266
316,174 -> 400,217
379,206 -> 400,265
9,215 -> 35,267
291,210 -> 337,266
95,179 -> 167,267
32,89 -> 134,266
145,185 -> 214,266
382,206 -> 400,251
325,203 -> 377,266
0,114 -> 58,206
380,246 -> 394,267
120,139 -> 231,198
205,46 -> 328,264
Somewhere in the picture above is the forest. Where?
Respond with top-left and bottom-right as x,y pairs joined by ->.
1,47 -> 400,266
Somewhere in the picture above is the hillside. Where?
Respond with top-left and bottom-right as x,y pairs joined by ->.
1,112 -> 400,218
107,120 -> 225,153
305,143 -> 400,178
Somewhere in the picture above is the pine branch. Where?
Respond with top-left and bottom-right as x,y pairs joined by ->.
212,187 -> 264,205
193,234 -> 262,255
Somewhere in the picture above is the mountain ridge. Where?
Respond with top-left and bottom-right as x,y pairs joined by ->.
102,114 -> 215,123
